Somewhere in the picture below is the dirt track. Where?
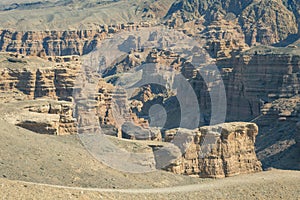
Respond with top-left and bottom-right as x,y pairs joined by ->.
0,115 -> 299,199
0,169 -> 299,199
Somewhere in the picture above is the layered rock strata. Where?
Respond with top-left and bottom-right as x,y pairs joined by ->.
165,122 -> 262,178
0,53 -> 151,136
4,101 -> 78,135
17,102 -> 77,135
0,29 -> 106,56
203,19 -> 248,58
0,54 -> 81,102
220,46 -> 300,121
0,23 -> 148,57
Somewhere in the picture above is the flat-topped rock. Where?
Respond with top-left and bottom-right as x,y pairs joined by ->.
166,122 -> 262,178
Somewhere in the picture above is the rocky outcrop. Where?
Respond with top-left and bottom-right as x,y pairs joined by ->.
0,22 -> 150,57
220,46 -> 300,121
254,95 -> 300,170
0,29 -> 107,56
203,19 -> 248,58
103,48 -> 205,129
239,0 -> 298,46
100,41 -> 300,134
166,0 -> 298,47
15,101 -> 77,135
0,52 -> 151,136
121,122 -> 162,140
0,53 -> 81,102
0,53 -> 108,135
73,66 -> 149,136
165,14 -> 248,59
166,122 -> 262,178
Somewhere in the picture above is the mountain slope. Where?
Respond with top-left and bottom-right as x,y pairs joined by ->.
0,0 -> 174,30
165,0 -> 299,46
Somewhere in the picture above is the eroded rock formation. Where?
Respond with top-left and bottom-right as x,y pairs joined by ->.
166,0 -> 299,47
203,19 -> 248,58
0,53 -> 81,102
254,95 -> 300,170
0,22 -> 150,57
0,29 -> 107,56
23,102 -> 77,135
239,0 -> 298,45
220,46 -> 300,121
166,122 -> 262,178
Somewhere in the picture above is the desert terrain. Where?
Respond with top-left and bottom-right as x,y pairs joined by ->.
0,0 -> 299,199
0,118 -> 299,199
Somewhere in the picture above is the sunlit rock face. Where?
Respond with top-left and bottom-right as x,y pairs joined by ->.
165,122 -> 262,178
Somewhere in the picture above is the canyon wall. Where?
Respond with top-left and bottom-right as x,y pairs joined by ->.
0,53 -> 148,136
0,55 -> 80,101
220,47 -> 300,121
0,29 -> 107,56
100,45 -> 300,126
0,23 -> 145,57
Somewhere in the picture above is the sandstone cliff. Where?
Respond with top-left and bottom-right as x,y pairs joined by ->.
0,53 -> 81,101
203,19 -> 248,58
165,122 -> 262,178
0,99 -> 77,135
0,29 -> 107,56
97,38 -> 300,139
0,52 -> 151,136
0,22 -> 147,57
19,101 -> 77,135
220,46 -> 300,121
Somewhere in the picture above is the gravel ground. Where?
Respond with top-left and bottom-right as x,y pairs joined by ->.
0,169 -> 299,200
0,118 -> 205,189
0,105 -> 299,200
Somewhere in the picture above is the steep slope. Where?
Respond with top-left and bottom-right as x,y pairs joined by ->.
283,0 -> 300,32
0,29 -> 107,56
166,0 -> 252,21
221,46 -> 300,121
239,0 -> 297,45
0,0 -> 174,31
165,0 -> 298,46
254,96 -> 300,170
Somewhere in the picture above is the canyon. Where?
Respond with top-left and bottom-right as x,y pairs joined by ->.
0,1 -> 299,195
